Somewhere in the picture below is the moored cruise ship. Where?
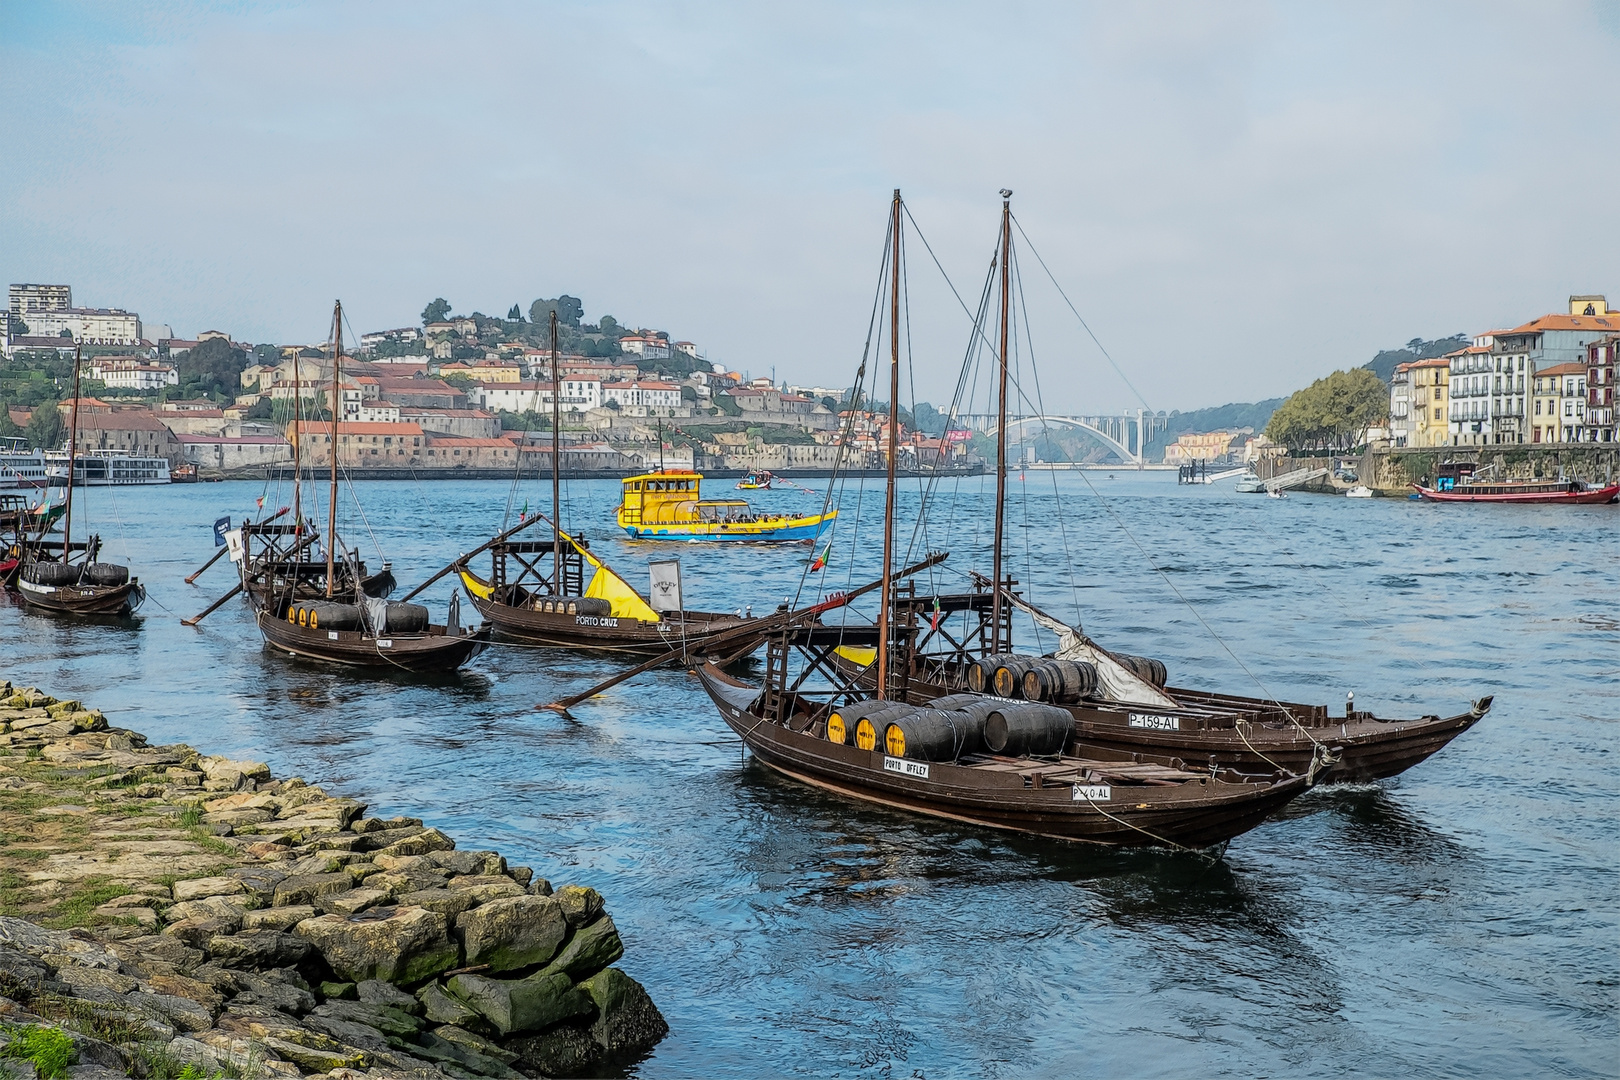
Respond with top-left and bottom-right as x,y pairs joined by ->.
45,449 -> 171,486
0,438 -> 48,489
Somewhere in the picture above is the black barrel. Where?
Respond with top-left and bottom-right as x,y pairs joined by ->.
827,699 -> 913,747
1114,653 -> 1169,688
571,597 -> 612,617
966,654 -> 1013,694
22,561 -> 79,586
927,693 -> 1005,728
883,707 -> 985,762
378,601 -> 429,633
1021,659 -> 1097,704
984,701 -> 1073,757
82,562 -> 130,587
292,602 -> 363,631
992,655 -> 1039,699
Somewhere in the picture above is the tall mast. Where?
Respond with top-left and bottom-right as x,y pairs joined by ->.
326,300 -> 341,599
550,310 -> 562,592
62,345 -> 82,558
876,188 -> 902,700
991,190 -> 1012,654
292,349 -> 303,549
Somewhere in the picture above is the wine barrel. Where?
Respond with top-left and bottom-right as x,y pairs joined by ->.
378,601 -> 429,634
82,562 -> 130,587
293,602 -> 363,631
984,701 -> 1072,757
1021,659 -> 1097,704
22,561 -> 79,586
966,654 -> 1013,694
1114,653 -> 1169,688
572,597 -> 612,617
992,655 -> 1039,699
827,700 -> 913,747
883,707 -> 985,762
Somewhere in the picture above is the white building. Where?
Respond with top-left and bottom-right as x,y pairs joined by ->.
477,380 -> 603,414
9,284 -> 72,315
672,341 -> 699,358
88,357 -> 178,391
1388,364 -> 1411,448
19,307 -> 142,346
617,335 -> 671,360
602,380 -> 681,412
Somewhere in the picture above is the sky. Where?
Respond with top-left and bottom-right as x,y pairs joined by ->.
3,1 -> 1617,413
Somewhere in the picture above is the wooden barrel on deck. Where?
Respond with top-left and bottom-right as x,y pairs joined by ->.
992,656 -> 1040,699
966,654 -> 1013,694
882,707 -> 985,762
984,702 -> 1072,757
1021,659 -> 1097,704
827,700 -> 913,748
1114,653 -> 1169,688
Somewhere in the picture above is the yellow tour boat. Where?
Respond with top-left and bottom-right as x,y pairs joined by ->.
616,469 -> 835,542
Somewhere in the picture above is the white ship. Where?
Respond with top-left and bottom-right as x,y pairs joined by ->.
44,449 -> 171,486
0,438 -> 48,489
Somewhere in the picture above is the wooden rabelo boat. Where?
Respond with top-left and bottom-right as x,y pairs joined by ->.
13,348 -> 145,617
443,312 -> 759,657
688,191 -> 1332,851
1411,479 -> 1618,504
239,302 -> 488,673
827,194 -> 1491,787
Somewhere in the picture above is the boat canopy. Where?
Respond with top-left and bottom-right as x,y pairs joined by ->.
565,530 -> 662,622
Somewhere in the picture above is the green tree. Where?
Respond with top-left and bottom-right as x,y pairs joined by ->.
507,304 -> 524,321
178,337 -> 248,399
25,399 -> 63,449
422,298 -> 452,325
0,405 -> 20,437
598,315 -> 620,337
528,298 -> 555,326
1265,368 -> 1388,451
554,295 -> 583,327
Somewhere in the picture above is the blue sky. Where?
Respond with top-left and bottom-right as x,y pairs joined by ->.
3,1 -> 1616,411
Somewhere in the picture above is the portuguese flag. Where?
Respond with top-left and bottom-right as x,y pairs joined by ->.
810,542 -> 831,572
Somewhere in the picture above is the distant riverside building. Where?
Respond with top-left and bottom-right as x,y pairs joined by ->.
603,380 -> 681,413
9,283 -> 72,315
1388,366 -> 1412,446
87,356 -> 179,391
1405,358 -> 1450,447
16,307 -> 142,346
617,335 -> 670,360
476,380 -> 603,414
1584,334 -> 1617,443
1530,363 -> 1587,443
438,361 -> 522,383
1163,431 -> 1238,463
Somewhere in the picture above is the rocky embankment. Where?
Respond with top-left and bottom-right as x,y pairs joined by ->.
0,680 -> 666,1079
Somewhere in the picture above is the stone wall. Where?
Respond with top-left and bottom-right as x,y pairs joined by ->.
0,680 -> 666,1079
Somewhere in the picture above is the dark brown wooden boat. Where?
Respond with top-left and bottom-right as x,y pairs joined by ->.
447,310 -> 759,657
15,348 -> 145,618
696,656 -> 1325,849
685,191 -> 1330,852
239,301 -> 488,673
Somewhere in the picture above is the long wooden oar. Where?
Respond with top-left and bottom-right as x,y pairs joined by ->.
181,583 -> 242,626
539,552 -> 948,716
397,513 -> 547,603
186,507 -> 287,584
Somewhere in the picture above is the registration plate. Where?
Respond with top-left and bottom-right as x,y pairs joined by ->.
883,757 -> 929,779
1128,712 -> 1180,731
377,639 -> 392,648
1073,784 -> 1112,802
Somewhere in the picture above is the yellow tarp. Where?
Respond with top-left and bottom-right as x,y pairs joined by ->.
459,568 -> 494,600
567,531 -> 662,623
834,645 -> 876,668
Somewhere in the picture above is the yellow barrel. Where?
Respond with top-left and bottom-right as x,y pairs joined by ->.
884,724 -> 906,756
826,713 -> 847,744
854,717 -> 879,750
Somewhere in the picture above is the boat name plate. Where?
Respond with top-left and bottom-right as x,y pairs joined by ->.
1072,784 -> 1113,802
575,616 -> 620,628
1128,712 -> 1180,731
377,639 -> 393,648
883,756 -> 929,780
328,631 -> 338,640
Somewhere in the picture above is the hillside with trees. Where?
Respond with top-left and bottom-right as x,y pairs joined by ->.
1362,334 -> 1469,383
1264,369 -> 1387,451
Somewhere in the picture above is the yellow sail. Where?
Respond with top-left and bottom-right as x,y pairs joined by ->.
566,531 -> 662,623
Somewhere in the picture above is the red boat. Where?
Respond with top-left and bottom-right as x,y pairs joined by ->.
1411,480 -> 1619,504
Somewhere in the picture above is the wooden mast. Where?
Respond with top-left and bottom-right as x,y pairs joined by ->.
326,301 -> 341,599
876,188 -> 902,700
291,349 -> 303,556
550,310 -> 562,593
990,190 -> 1012,654
61,344 -> 82,558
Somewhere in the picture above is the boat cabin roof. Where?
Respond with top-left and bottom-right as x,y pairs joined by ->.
623,470 -> 703,491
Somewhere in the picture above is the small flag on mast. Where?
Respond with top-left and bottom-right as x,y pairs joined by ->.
930,596 -> 943,631
810,541 -> 831,572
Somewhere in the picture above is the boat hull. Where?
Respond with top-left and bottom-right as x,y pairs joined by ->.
463,574 -> 754,656
1411,482 -> 1620,504
16,577 -> 145,617
697,665 -> 1315,849
255,608 -> 490,672
620,515 -> 834,542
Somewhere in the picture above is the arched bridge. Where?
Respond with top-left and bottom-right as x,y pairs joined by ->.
960,410 -> 1167,465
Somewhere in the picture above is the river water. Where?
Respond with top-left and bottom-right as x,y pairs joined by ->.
3,472 -> 1615,1078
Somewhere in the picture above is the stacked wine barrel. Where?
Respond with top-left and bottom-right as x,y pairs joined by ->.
824,693 -> 1072,762
536,596 -> 613,617
965,651 -> 1168,702
286,600 -> 430,633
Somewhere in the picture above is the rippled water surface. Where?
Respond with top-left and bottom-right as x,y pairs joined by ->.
4,473 -> 1616,1077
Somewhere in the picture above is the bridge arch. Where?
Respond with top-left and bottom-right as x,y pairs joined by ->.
989,415 -> 1137,463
